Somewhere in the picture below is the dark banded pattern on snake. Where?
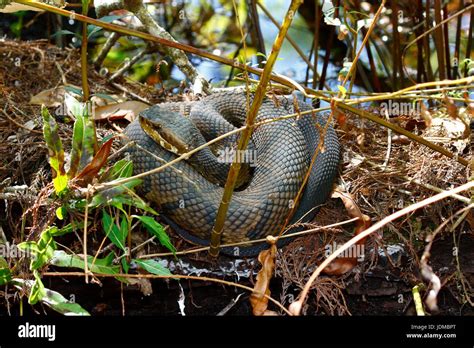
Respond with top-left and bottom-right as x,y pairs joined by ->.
123,91 -> 340,256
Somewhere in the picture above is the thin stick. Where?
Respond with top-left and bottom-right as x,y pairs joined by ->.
42,271 -> 292,315
139,217 -> 359,258
289,180 -> 474,315
209,0 -> 304,257
256,1 -> 330,91
340,0 -> 386,89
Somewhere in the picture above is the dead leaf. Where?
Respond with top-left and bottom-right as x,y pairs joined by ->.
444,95 -> 459,120
419,102 -> 432,128
75,138 -> 114,186
332,189 -> 371,236
30,86 -> 67,107
392,134 -> 410,145
325,189 -> 371,275
127,278 -> 153,296
94,101 -> 149,122
250,237 -> 277,316
332,100 -> 347,128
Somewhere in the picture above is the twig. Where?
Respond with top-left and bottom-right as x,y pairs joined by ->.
109,49 -> 148,81
110,82 -> 151,104
256,1 -> 330,91
139,218 -> 358,258
217,293 -> 244,316
93,31 -> 119,67
289,180 -> 474,315
402,4 -> 474,83
80,0 -> 90,100
421,204 -> 474,312
335,101 -> 469,166
339,0 -> 386,90
42,271 -> 292,315
361,156 -> 471,204
381,109 -> 392,169
122,0 -> 210,94
209,0 -> 304,257
13,0 -> 328,100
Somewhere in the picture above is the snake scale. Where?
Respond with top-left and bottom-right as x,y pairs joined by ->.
123,90 -> 340,256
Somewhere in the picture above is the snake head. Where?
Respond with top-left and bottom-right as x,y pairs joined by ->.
138,108 -> 201,156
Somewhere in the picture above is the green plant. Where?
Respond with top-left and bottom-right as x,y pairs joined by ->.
2,94 -> 176,315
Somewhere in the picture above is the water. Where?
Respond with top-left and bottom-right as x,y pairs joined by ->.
170,0 -> 338,89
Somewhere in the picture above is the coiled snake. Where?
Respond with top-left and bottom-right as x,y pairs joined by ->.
124,91 -> 340,256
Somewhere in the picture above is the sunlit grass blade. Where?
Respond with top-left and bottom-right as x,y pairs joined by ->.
41,105 -> 68,194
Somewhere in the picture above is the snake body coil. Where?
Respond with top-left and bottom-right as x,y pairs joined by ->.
124,91 -> 340,256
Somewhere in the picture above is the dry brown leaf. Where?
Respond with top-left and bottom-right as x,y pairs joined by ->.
444,95 -> 459,120
332,101 -> 347,129
94,101 -> 149,122
75,138 -> 114,186
249,238 -> 277,316
332,189 -> 371,236
127,278 -> 153,296
420,102 -> 432,128
30,86 -> 67,107
325,189 -> 371,275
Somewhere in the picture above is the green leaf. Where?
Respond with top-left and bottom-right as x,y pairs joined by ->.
12,277 -> 90,315
102,211 -> 127,251
134,259 -> 172,277
51,29 -> 80,39
92,92 -> 118,102
42,106 -> 68,194
19,236 -> 54,271
56,206 -> 65,220
50,250 -> 121,275
87,24 -> 103,39
111,192 -> 156,214
64,92 -> 84,118
17,241 -> 40,254
110,159 -> 133,179
79,101 -> 98,170
17,225 -> 70,271
49,222 -> 79,237
133,216 -> 175,255
68,112 -> 84,178
64,85 -> 83,97
86,179 -> 144,208
81,0 -> 90,14
38,287 -> 90,316
29,270 -> 46,305
0,257 -> 12,285
63,96 -> 97,173
121,258 -> 130,273
99,14 -> 126,23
